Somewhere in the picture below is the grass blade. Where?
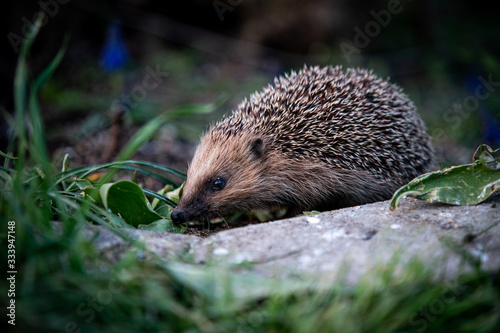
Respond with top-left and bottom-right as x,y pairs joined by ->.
99,95 -> 226,184
28,35 -> 70,170
0,150 -> 18,160
115,100 -> 221,162
107,164 -> 177,186
13,27 -> 35,167
54,160 -> 186,191
142,188 -> 178,208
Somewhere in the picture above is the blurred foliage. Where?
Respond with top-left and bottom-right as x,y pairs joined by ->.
1,22 -> 219,235
2,0 -> 498,167
39,47 -> 269,145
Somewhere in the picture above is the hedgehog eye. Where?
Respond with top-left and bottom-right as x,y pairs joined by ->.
210,177 -> 226,191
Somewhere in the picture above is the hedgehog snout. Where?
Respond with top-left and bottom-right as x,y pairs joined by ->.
170,209 -> 185,224
171,195 -> 210,223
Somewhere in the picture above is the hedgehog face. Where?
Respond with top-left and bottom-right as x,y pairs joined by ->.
171,132 -> 270,223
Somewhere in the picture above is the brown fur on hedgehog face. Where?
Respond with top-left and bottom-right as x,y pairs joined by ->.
172,131 -> 397,223
173,131 -> 273,222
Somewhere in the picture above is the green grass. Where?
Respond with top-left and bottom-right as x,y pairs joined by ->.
1,23 -> 500,333
1,218 -> 499,333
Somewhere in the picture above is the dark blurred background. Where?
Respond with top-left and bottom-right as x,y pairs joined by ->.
1,0 -> 499,176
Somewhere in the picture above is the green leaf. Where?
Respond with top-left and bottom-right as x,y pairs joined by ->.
390,144 -> 500,210
80,184 -> 102,204
149,183 -> 184,218
151,184 -> 175,210
165,182 -> 184,204
100,180 -> 163,227
301,210 -> 322,216
473,144 -> 500,170
138,219 -> 185,233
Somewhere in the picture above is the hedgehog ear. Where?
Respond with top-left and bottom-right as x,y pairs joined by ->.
249,138 -> 265,160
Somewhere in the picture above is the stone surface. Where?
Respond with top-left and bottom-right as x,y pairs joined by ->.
192,197 -> 500,283
84,196 -> 500,283
71,224 -> 202,262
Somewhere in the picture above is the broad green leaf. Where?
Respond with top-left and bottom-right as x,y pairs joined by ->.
390,144 -> 500,209
252,209 -> 274,222
151,184 -> 175,210
474,144 -> 500,170
138,219 -> 185,233
100,180 -> 162,227
81,186 -> 102,204
75,179 -> 101,204
301,211 -> 322,216
149,183 -> 184,217
165,182 -> 184,204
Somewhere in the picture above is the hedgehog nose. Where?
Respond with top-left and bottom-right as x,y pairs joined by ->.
171,210 -> 185,224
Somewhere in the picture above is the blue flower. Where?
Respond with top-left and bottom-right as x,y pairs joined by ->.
99,20 -> 130,73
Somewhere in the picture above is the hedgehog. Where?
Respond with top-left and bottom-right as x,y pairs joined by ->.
171,65 -> 433,224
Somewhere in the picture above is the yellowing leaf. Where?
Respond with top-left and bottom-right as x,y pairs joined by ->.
390,145 -> 500,210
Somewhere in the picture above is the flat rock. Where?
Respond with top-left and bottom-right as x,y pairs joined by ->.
65,224 -> 202,262
192,197 -> 500,283
84,196 -> 500,284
